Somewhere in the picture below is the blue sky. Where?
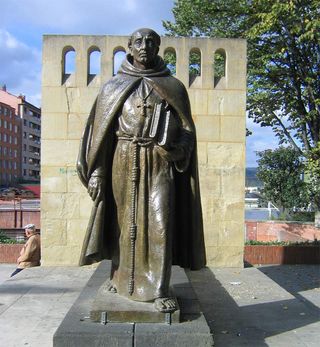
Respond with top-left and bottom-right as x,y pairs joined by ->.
0,0 -> 278,167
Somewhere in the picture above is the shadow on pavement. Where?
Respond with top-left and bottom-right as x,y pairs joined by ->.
187,267 -> 319,347
258,265 -> 320,314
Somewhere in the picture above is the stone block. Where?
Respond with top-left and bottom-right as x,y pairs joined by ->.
67,113 -> 88,140
218,221 -> 245,246
41,139 -> 79,167
79,195 -> 93,219
206,246 -> 244,267
207,143 -> 245,170
197,142 -> 207,166
41,113 -> 68,140
198,168 -> 221,197
41,166 -> 67,193
41,192 -> 80,219
42,87 -> 98,114
221,168 -> 245,199
40,218 -> 67,247
220,116 -> 246,142
66,219 -> 87,246
41,245 -> 80,266
207,90 -> 246,116
188,89 -> 208,115
193,115 -> 220,142
67,167 -> 85,193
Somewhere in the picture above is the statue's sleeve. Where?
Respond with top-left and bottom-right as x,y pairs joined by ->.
76,99 -> 97,187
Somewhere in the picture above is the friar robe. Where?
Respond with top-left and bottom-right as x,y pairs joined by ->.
77,55 -> 206,302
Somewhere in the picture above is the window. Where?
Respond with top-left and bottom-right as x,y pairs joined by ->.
3,134 -> 7,142
189,48 -> 201,86
4,120 -> 7,128
14,125 -> 18,133
113,48 -> 126,76
214,49 -> 226,87
164,48 -> 177,75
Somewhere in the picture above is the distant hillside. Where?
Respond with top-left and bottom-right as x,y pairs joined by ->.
246,167 -> 263,187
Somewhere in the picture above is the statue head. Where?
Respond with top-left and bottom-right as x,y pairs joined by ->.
128,28 -> 161,70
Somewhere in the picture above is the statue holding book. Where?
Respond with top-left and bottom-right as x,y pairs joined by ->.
77,28 -> 206,313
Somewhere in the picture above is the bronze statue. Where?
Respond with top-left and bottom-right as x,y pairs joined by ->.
77,28 -> 206,313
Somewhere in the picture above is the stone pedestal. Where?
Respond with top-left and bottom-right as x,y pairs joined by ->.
91,280 -> 180,324
53,260 -> 214,347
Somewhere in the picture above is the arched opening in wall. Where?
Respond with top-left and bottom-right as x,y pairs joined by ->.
189,48 -> 201,86
113,48 -> 126,76
87,47 -> 101,84
214,49 -> 226,87
163,48 -> 176,75
62,46 -> 76,84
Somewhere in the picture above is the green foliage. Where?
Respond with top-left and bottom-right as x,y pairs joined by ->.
304,142 -> 320,209
0,230 -> 24,244
245,239 -> 320,246
163,0 -> 320,152
163,50 -> 176,75
256,146 -> 308,214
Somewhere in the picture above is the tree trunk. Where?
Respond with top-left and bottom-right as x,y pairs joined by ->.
315,210 -> 320,228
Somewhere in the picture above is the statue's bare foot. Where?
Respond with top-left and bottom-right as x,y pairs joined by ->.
102,279 -> 117,293
154,297 -> 177,313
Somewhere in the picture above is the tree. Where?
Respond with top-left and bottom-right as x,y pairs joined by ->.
164,0 -> 320,221
305,143 -> 320,225
256,147 -> 308,216
163,0 -> 320,153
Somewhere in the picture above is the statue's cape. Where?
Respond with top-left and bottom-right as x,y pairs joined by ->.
77,55 -> 206,270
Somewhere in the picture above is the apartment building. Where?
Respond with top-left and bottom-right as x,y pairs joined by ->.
0,102 -> 21,185
0,86 -> 41,184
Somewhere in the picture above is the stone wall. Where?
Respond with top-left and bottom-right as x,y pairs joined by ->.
41,35 -> 246,267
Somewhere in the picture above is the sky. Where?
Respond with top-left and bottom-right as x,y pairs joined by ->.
0,0 -> 278,167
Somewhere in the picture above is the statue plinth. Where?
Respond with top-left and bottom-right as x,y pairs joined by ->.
53,261 -> 214,347
90,282 -> 180,324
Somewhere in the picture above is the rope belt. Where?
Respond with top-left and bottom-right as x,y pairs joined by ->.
117,135 -> 153,295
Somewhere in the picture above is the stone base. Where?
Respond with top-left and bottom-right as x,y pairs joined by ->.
53,260 -> 214,347
91,280 -> 180,324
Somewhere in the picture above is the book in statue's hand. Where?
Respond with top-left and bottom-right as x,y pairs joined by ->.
149,102 -> 179,149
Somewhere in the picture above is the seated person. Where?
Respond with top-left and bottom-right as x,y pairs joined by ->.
10,224 -> 41,277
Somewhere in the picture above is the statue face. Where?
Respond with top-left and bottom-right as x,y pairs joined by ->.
129,31 -> 159,69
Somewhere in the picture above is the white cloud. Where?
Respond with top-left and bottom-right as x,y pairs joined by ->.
0,29 -> 41,106
1,0 -> 174,36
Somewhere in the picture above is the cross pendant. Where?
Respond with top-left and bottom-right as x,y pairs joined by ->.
137,100 -> 152,117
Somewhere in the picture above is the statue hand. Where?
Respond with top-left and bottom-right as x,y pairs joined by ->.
88,176 -> 105,203
156,145 -> 185,162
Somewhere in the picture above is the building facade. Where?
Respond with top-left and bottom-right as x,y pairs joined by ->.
0,102 -> 21,186
0,86 -> 41,184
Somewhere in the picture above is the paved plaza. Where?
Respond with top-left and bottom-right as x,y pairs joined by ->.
0,263 -> 319,346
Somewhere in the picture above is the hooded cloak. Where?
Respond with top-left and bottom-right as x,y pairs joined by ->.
77,55 -> 206,300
